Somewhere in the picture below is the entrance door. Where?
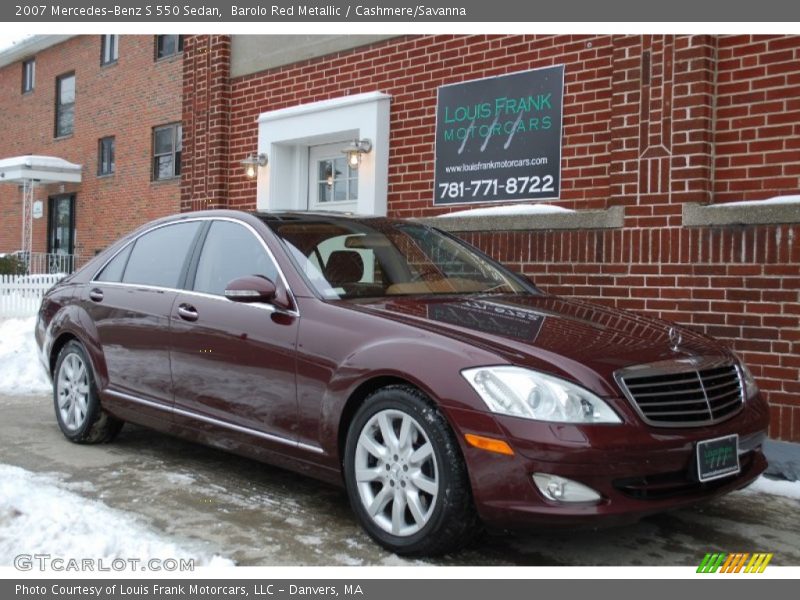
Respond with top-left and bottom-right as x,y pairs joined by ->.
308,142 -> 359,212
47,194 -> 75,272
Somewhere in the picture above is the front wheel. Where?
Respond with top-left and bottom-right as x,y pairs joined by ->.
343,385 -> 478,556
53,340 -> 123,444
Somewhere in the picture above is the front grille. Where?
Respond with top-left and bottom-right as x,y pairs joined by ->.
616,359 -> 744,427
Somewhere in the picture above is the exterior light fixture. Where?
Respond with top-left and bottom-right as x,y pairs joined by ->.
241,153 -> 268,178
342,139 -> 372,170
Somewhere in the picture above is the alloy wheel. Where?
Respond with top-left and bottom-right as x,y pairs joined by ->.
56,353 -> 90,432
354,409 -> 439,537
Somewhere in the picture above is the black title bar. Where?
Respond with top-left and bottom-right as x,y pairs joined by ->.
3,0 -> 800,22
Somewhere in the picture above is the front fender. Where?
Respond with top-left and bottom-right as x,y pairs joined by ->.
316,336 -> 506,458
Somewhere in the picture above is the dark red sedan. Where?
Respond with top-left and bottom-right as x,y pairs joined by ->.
36,210 -> 768,555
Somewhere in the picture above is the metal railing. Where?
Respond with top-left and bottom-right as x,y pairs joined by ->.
4,252 -> 81,275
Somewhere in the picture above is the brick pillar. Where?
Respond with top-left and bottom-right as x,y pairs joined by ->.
610,35 -> 716,228
671,35 -> 716,205
608,35 -> 642,211
181,35 -> 231,212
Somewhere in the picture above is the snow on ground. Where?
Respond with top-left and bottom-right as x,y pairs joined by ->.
436,203 -> 576,218
0,317 -> 51,396
0,463 -> 233,567
742,475 -> 800,501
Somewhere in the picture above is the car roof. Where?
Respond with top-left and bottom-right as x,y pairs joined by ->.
254,211 -> 414,231
255,210 -> 392,222
148,209 -> 418,233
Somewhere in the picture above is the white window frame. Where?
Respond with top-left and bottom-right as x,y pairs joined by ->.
22,58 -> 35,93
256,91 -> 391,216
101,34 -> 119,65
308,142 -> 359,212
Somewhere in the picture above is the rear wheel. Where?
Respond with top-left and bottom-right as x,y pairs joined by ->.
53,340 -> 123,444
343,385 -> 478,556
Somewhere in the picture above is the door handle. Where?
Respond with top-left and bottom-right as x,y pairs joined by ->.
89,288 -> 104,302
177,304 -> 199,322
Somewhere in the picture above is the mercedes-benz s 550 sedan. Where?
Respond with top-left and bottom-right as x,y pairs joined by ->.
36,210 -> 769,555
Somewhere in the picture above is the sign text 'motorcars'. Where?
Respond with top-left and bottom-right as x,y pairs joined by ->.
434,65 -> 564,205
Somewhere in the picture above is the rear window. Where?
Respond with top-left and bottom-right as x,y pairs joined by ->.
95,243 -> 133,282
122,222 -> 201,288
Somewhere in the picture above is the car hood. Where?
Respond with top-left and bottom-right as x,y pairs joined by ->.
342,293 -> 731,396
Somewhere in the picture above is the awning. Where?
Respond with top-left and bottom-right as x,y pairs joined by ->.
0,155 -> 82,184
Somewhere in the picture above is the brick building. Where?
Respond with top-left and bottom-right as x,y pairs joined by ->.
1,34 -> 798,442
180,34 -> 800,441
0,34 -> 183,266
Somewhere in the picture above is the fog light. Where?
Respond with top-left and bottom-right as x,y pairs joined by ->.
532,473 -> 601,503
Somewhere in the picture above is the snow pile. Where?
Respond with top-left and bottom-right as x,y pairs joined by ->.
0,464 -> 233,567
717,194 -> 800,208
0,318 -> 51,395
436,203 -> 576,218
743,475 -> 800,500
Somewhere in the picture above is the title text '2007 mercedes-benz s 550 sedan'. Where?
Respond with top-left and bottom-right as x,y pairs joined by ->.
36,210 -> 769,555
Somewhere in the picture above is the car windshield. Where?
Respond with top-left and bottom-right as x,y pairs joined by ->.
263,217 -> 536,300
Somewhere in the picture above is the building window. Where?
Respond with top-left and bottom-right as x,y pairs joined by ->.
155,35 -> 183,60
101,35 -> 119,65
55,73 -> 75,138
22,59 -> 35,93
153,124 -> 182,180
310,143 -> 359,211
98,136 -> 115,176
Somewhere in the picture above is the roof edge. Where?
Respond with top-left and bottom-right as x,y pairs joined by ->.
0,35 -> 75,69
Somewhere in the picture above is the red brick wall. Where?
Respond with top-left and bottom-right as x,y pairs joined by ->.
222,35 -> 615,213
181,35 -> 231,212
0,35 -> 182,259
185,34 -> 800,440
715,35 -> 800,202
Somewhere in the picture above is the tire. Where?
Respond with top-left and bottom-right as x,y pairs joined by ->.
343,384 -> 478,556
53,340 -> 123,444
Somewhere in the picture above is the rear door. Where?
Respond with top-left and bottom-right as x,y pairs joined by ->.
169,219 -> 300,445
87,221 -> 203,411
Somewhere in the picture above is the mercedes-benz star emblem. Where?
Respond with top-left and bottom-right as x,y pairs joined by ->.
668,326 -> 683,352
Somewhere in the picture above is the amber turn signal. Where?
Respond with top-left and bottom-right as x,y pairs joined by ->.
464,433 -> 515,456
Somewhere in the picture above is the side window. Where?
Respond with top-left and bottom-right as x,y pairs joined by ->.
122,222 -> 201,288
95,243 -> 133,282
193,221 -> 279,296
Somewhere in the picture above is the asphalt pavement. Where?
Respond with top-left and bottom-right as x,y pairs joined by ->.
1,392 -> 799,566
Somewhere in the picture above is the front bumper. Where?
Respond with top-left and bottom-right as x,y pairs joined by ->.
448,394 -> 770,530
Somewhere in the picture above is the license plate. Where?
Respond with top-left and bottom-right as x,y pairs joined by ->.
696,434 -> 740,482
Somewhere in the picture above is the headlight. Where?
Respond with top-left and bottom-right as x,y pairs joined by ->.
737,356 -> 759,399
461,366 -> 621,424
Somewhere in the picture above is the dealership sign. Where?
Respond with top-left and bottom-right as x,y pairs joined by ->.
434,65 -> 564,205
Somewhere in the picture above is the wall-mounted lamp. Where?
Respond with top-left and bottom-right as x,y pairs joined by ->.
241,153 -> 268,178
341,139 -> 372,170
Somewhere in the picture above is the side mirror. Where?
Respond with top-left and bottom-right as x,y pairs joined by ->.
224,275 -> 277,303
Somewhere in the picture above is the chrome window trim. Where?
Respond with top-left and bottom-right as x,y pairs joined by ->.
613,356 -> 745,428
90,216 -> 300,317
105,388 -> 323,454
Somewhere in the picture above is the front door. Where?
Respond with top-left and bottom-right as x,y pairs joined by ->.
169,219 -> 300,443
48,194 -> 75,271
